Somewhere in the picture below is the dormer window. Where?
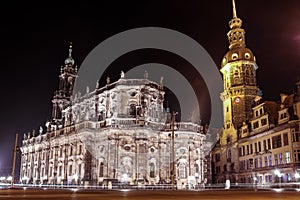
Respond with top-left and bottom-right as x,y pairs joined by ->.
253,121 -> 259,129
261,118 -> 267,126
280,112 -> 287,119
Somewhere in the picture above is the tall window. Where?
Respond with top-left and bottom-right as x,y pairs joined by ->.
41,167 -> 44,177
294,150 -> 300,162
78,164 -> 81,177
267,139 -> 271,150
268,155 -> 272,166
286,152 -> 291,164
216,153 -> 221,162
69,165 -> 72,176
99,162 -> 104,177
283,133 -> 289,146
195,164 -> 199,173
279,153 -> 283,165
272,135 -> 282,149
150,163 -> 155,178
178,163 -> 186,179
58,166 -> 62,176
264,156 -> 268,167
70,146 -> 73,156
238,148 -> 242,156
274,154 -> 278,165
253,121 -> 259,129
78,145 -> 82,155
292,131 -> 299,142
261,118 -> 267,126
247,145 -> 249,155
50,167 -> 53,177
129,104 -> 136,117
263,140 -> 266,151
258,142 -> 261,152
259,157 -> 262,168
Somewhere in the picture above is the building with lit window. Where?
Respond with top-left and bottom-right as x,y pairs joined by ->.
19,44 -> 206,188
210,0 -> 300,185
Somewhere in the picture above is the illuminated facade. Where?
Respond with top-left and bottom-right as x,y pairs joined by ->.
19,45 -> 206,188
211,0 -> 300,185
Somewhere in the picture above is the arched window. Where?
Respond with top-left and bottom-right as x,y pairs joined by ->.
178,163 -> 186,179
129,104 -> 136,117
150,163 -> 155,178
99,162 -> 104,177
195,164 -> 199,173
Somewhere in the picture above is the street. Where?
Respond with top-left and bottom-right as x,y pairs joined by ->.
0,188 -> 299,200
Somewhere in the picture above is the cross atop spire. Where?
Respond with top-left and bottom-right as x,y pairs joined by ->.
69,42 -> 73,57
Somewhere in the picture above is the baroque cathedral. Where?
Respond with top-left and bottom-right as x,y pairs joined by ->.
19,44 -> 206,188
19,0 -> 300,189
210,0 -> 300,185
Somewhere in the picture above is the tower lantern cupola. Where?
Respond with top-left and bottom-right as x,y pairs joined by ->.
64,42 -> 75,67
221,0 -> 256,68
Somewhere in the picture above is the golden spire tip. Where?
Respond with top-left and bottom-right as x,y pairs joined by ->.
232,0 -> 237,18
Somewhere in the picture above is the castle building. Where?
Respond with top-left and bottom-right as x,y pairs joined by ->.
19,44 -> 206,188
210,0 -> 300,185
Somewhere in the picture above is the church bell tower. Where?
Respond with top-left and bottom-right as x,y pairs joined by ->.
220,0 -> 259,141
51,43 -> 78,127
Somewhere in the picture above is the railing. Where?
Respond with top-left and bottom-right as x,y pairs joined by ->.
3,181 -> 300,191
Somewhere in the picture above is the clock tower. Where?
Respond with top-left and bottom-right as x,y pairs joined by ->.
220,0 -> 259,143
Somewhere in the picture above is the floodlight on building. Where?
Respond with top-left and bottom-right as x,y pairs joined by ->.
22,176 -> 28,181
274,169 -> 280,176
295,172 -> 300,179
72,174 -> 78,181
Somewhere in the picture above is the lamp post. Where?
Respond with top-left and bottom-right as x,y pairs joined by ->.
11,133 -> 18,188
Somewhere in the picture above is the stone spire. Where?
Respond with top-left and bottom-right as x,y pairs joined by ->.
64,42 -> 75,67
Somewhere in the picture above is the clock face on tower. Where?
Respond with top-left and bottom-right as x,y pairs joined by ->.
234,97 -> 241,104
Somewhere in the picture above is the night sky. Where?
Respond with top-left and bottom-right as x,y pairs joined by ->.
0,1 -> 299,176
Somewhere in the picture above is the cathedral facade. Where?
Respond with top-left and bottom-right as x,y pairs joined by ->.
19,44 -> 206,188
210,0 -> 300,185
